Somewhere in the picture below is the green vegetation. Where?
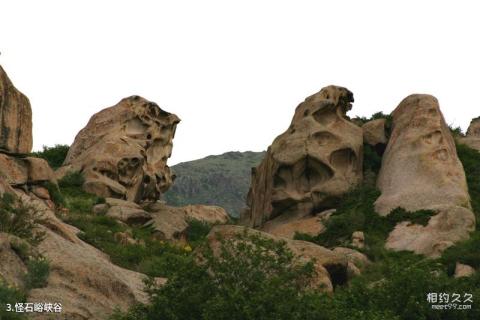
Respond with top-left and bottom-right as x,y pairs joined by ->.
0,194 -> 49,318
0,193 -> 45,245
57,171 -> 104,213
30,144 -> 69,169
0,279 -> 26,320
25,258 -> 50,289
111,231 -> 320,320
295,185 -> 435,260
456,143 -> 480,224
353,111 -> 393,136
164,151 -> 265,217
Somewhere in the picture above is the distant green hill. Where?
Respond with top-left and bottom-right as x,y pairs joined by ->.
164,151 -> 266,217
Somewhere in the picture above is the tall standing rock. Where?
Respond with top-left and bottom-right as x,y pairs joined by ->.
0,66 -> 33,154
375,94 -> 471,214
242,86 -> 363,228
375,94 -> 475,257
60,96 -> 180,202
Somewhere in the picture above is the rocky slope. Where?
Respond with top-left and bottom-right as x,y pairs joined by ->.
0,65 -> 150,319
164,151 -> 265,217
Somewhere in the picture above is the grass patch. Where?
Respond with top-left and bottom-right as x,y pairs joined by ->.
25,258 -> 50,289
56,171 -> 104,213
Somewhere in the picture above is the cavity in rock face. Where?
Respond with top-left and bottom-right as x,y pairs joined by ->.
61,96 -> 180,202
0,66 -> 33,154
242,85 -> 363,228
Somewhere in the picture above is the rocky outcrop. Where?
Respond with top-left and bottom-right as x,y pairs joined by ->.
375,94 -> 475,257
260,208 -> 334,239
242,86 -> 363,228
0,188 -> 151,320
385,205 -> 475,258
0,154 -> 55,186
205,225 -> 369,292
26,199 -> 150,320
362,119 -> 387,146
458,117 -> 480,151
143,202 -> 229,241
375,94 -> 471,214
0,66 -> 33,154
59,96 -> 180,202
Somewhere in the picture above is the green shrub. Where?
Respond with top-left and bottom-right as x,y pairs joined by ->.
30,144 -> 69,170
0,280 -> 27,320
324,251 -> 480,320
58,171 -> 85,189
440,231 -> 480,275
44,181 -> 65,207
0,194 -> 46,245
294,185 -> 434,260
24,257 -> 50,289
131,230 -> 320,320
456,142 -> 480,227
363,144 -> 383,177
138,253 -> 193,278
186,218 -> 212,244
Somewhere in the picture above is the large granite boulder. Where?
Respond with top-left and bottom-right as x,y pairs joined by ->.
362,118 -> 387,146
375,94 -> 475,257
0,66 -> 33,154
143,202 -> 229,241
242,86 -> 363,228
60,96 -> 180,202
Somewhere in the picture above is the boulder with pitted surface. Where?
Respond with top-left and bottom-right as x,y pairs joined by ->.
59,96 -> 180,203
375,94 -> 475,257
242,86 -> 363,230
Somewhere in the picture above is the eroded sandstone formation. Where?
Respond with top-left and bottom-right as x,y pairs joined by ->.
242,85 -> 363,228
0,67 -> 151,319
0,66 -> 33,154
375,94 -> 475,257
60,96 -> 180,202
375,94 -> 471,214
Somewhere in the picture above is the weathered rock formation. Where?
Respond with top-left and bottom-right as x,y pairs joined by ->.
362,118 -> 387,146
142,202 -> 229,241
205,225 -> 369,292
375,94 -> 475,257
0,66 -> 33,154
242,86 -> 363,229
375,94 -> 471,214
458,117 -> 480,151
24,196 -> 150,320
0,68 -> 152,319
261,208 -> 335,239
60,96 -> 180,202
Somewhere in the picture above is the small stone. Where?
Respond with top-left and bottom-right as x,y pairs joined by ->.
454,262 -> 475,278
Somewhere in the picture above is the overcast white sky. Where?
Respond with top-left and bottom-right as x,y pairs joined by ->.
1,1 -> 479,165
